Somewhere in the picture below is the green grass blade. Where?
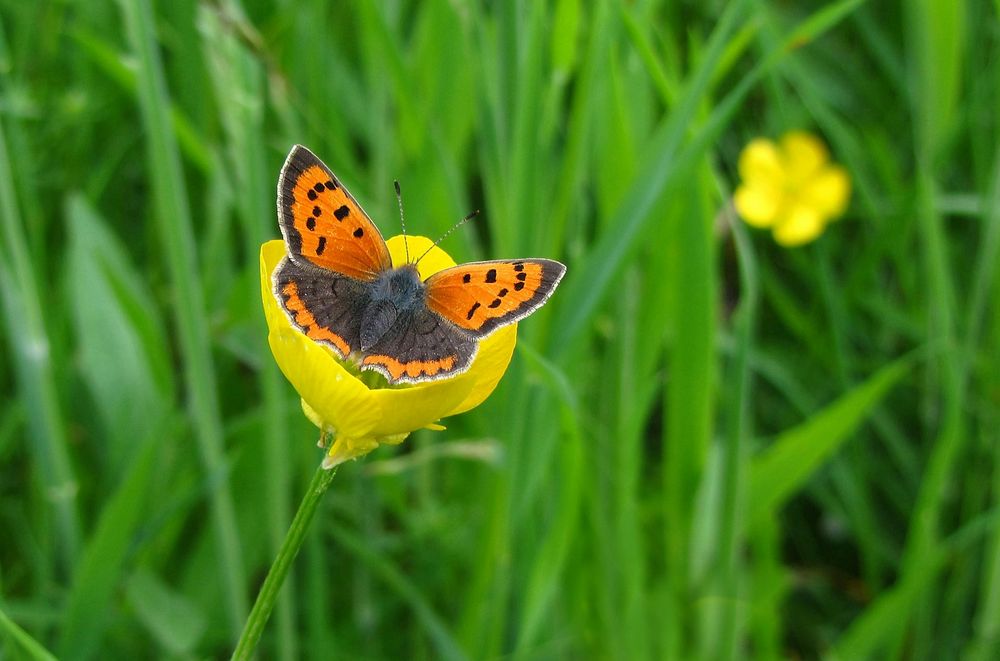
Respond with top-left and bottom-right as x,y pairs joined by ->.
0,607 -> 58,661
329,522 -> 469,661
664,165 -> 718,657
908,0 -> 965,159
199,4 -> 296,657
70,29 -> 212,174
0,87 -> 80,576
747,358 -> 912,524
832,509 -> 1000,659
118,0 -> 247,638
511,345 -> 584,655
57,431 -> 162,659
126,569 -> 208,656
899,3 -> 966,653
710,212 -> 760,660
970,147 -> 1000,658
65,195 -> 174,463
551,0 -> 750,354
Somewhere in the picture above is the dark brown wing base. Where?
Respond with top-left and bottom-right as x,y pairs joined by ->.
362,308 -> 477,383
275,258 -> 478,383
273,257 -> 368,358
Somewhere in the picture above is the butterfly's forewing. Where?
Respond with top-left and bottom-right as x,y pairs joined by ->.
278,145 -> 392,280
273,257 -> 367,358
361,307 -> 478,383
424,259 -> 566,338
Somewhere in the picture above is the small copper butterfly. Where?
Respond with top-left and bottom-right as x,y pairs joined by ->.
273,145 -> 566,384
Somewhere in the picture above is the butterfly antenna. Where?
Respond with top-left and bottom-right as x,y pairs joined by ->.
394,180 -> 410,264
414,209 -> 480,266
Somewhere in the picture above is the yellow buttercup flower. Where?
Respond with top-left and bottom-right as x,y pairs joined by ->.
260,236 -> 516,468
734,131 -> 851,246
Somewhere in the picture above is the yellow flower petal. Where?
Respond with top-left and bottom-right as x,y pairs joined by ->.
780,131 -> 829,183
450,324 -> 516,415
773,205 -> 825,246
260,235 -> 517,465
734,183 -> 783,228
800,165 -> 851,219
738,138 -> 784,185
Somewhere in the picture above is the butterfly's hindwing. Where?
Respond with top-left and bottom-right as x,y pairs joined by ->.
277,145 -> 392,280
273,257 -> 367,358
424,259 -> 566,338
362,307 -> 477,383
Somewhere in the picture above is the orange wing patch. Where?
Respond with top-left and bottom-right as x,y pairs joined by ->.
362,354 -> 457,382
278,145 -> 391,280
424,259 -> 566,338
280,281 -> 352,357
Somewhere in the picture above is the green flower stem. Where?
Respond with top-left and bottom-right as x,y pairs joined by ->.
232,456 -> 338,660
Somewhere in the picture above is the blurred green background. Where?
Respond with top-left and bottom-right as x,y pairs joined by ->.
1,0 -> 998,658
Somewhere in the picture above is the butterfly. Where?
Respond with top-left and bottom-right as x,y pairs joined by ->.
272,145 -> 566,384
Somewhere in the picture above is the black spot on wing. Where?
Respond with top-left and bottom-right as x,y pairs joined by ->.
279,146 -> 344,260
463,259 -> 567,338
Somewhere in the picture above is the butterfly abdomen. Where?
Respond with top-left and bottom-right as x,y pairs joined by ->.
360,300 -> 397,350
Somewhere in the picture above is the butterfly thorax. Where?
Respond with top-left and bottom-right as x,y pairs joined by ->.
359,265 -> 425,351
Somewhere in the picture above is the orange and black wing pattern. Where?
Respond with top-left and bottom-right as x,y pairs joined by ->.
424,259 -> 566,338
277,145 -> 391,281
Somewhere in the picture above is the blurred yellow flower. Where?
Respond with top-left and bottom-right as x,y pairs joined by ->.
261,236 -> 516,468
734,131 -> 851,246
